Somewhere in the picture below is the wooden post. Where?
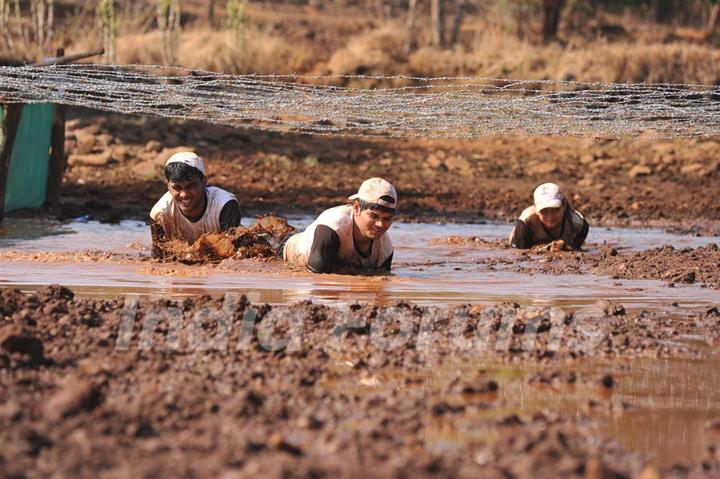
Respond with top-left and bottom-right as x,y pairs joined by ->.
431,0 -> 445,48
209,0 -> 216,27
45,48 -> 66,207
449,0 -> 465,47
405,0 -> 418,55
542,0 -> 564,43
0,104 -> 25,222
707,3 -> 720,36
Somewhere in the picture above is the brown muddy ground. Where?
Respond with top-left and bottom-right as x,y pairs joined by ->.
2,286 -> 720,478
53,112 -> 720,235
466,242 -> 720,289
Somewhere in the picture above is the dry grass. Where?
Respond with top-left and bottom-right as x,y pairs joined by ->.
322,22 -> 720,86
7,2 -> 720,86
323,23 -> 407,77
71,26 -> 313,74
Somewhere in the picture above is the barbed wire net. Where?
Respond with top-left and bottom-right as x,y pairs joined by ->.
2,63 -> 720,139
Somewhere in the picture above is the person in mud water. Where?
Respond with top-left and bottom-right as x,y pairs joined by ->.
281,177 -> 397,274
150,152 -> 242,258
509,182 -> 589,250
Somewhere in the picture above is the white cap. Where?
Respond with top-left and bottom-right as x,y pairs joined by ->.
348,177 -> 398,209
533,182 -> 563,211
165,151 -> 205,176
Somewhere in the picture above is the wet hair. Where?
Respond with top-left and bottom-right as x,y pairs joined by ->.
357,198 -> 396,214
164,162 -> 204,182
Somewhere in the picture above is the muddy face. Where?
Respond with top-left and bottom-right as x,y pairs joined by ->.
168,177 -> 207,218
352,203 -> 395,240
538,206 -> 564,229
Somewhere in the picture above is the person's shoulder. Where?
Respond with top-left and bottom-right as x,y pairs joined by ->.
316,205 -> 353,230
207,186 -> 238,204
150,191 -> 173,220
567,208 -> 587,228
518,205 -> 537,222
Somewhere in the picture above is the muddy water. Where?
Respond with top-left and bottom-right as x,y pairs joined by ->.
327,350 -> 720,467
0,217 -> 719,309
2,217 -> 720,467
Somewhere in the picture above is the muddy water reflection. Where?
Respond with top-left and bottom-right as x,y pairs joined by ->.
328,352 -> 720,467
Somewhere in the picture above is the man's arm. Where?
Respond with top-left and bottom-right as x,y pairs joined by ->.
509,220 -> 533,249
150,220 -> 166,259
219,200 -> 242,231
571,219 -> 590,250
307,225 -> 340,274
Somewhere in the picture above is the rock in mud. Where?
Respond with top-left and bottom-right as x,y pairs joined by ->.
0,326 -> 44,363
41,377 -> 101,422
628,165 -> 652,178
68,151 -> 113,167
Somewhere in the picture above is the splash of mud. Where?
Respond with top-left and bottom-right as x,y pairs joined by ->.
429,235 -> 508,248
157,214 -> 295,262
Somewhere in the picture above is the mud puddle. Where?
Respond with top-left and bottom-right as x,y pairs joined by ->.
327,351 -> 720,468
0,217 -> 718,310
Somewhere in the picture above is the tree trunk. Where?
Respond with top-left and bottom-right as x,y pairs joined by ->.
431,0 -> 445,48
209,0 -> 215,27
405,0 -> 417,55
707,3 -> 720,35
542,0 -> 564,43
449,0 -> 465,47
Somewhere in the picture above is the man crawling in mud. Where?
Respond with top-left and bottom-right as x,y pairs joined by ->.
150,151 -> 242,258
281,177 -> 396,274
509,182 -> 589,250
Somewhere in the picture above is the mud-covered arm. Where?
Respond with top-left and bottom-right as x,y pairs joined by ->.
307,225 -> 341,274
150,219 -> 166,259
380,252 -> 393,271
509,220 -> 533,249
571,218 -> 590,250
219,200 -> 242,231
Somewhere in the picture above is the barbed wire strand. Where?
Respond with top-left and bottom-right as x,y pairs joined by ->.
1,63 -> 720,139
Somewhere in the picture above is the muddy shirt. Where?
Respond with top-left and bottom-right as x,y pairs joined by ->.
282,205 -> 394,273
150,186 -> 240,245
509,206 -> 589,250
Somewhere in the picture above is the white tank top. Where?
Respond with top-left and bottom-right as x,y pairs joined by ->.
283,205 -> 394,269
509,205 -> 586,245
150,186 -> 238,243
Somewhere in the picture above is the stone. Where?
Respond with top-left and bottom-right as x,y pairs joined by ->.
303,155 -> 319,168
68,151 -> 113,167
111,146 -> 131,162
131,161 -> 157,180
42,377 -> 100,422
152,147 -> 196,168
73,124 -> 100,137
681,163 -> 705,175
578,177 -> 594,188
579,154 -> 595,165
379,157 -> 393,167
425,154 -> 442,169
96,133 -> 114,147
444,155 -> 472,173
651,143 -> 674,156
527,161 -> 559,175
145,140 -> 163,152
73,129 -> 96,155
0,326 -> 44,363
628,165 -> 651,178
